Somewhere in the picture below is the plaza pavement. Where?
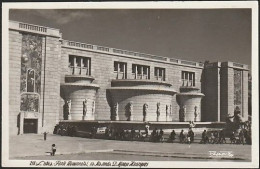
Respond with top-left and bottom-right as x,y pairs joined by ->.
9,134 -> 251,161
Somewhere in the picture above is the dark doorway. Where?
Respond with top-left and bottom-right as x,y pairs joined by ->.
23,119 -> 38,133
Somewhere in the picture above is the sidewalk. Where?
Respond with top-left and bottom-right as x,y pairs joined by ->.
9,134 -> 251,161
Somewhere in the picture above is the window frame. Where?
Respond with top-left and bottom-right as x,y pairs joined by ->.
69,55 -> 91,75
154,67 -> 166,81
132,64 -> 150,79
181,71 -> 195,86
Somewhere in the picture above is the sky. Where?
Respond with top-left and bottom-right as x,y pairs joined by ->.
9,9 -> 251,67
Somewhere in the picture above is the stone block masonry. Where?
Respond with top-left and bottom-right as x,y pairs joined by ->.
9,30 -> 22,136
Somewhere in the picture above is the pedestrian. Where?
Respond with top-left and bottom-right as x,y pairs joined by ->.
214,131 -> 219,143
230,131 -> 236,144
130,128 -> 135,141
187,128 -> 192,145
239,129 -> 245,145
210,132 -> 215,144
188,127 -> 194,143
159,129 -> 164,142
218,130 -> 226,144
179,130 -> 185,143
105,127 -> 109,139
151,128 -> 157,142
169,130 -> 176,143
51,144 -> 56,156
187,135 -> 191,145
200,130 -> 208,144
43,132 -> 48,141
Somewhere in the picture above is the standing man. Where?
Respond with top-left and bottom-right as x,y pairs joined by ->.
43,132 -> 48,141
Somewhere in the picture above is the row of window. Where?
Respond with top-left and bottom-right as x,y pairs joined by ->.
68,56 -> 195,86
69,56 -> 91,75
114,62 -> 165,81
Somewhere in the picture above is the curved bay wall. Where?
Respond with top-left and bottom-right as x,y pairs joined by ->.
176,95 -> 203,122
61,86 -> 97,120
110,90 -> 174,121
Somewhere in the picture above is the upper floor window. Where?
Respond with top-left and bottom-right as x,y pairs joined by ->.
114,61 -> 127,79
69,55 -> 91,75
181,71 -> 195,86
154,67 -> 166,81
132,64 -> 150,80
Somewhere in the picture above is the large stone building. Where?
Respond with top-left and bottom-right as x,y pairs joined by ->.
9,20 -> 249,135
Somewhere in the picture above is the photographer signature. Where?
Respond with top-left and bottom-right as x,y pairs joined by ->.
209,151 -> 234,158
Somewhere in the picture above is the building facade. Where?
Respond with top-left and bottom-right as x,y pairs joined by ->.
8,21 -> 249,135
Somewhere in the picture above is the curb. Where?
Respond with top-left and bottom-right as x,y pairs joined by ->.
11,149 -> 114,159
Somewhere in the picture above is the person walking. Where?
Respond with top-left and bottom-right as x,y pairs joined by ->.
43,132 -> 48,141
51,144 -> 56,156
188,128 -> 194,143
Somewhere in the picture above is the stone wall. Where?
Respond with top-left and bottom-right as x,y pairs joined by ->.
201,63 -> 221,122
61,46 -> 203,121
9,30 -> 22,135
41,36 -> 61,133
242,71 -> 248,120
220,62 -> 249,122
9,26 -> 61,135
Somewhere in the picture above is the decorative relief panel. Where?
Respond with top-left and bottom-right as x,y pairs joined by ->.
20,34 -> 42,112
20,93 -> 40,112
234,69 -> 242,108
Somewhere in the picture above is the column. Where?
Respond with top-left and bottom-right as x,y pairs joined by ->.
185,72 -> 188,86
147,67 -> 149,79
157,68 -> 159,80
87,58 -> 90,75
135,65 -> 137,79
117,62 -> 120,79
141,66 -> 143,79
161,69 -> 164,81
80,58 -> 83,75
190,73 -> 193,86
123,63 -> 126,79
73,56 -> 76,75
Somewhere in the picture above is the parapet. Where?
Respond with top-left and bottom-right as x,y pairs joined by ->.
9,20 -> 61,38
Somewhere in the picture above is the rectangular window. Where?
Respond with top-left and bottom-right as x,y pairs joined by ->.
132,64 -> 150,79
181,71 -> 195,86
76,57 -> 81,67
154,67 -> 166,81
69,55 -> 91,75
114,61 -> 127,79
69,56 -> 74,67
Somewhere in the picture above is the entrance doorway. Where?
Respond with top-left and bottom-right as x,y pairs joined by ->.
23,119 -> 38,133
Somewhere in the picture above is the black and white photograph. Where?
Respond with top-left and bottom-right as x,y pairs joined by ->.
2,1 -> 259,168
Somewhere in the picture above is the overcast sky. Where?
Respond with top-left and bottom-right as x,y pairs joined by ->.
9,9 -> 251,67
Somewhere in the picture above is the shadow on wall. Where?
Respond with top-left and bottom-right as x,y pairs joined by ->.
201,61 -> 210,122
106,90 -> 113,119
17,113 -> 20,135
201,65 -> 206,122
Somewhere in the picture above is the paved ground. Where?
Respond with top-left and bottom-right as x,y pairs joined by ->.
16,152 -> 240,161
9,134 -> 251,161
